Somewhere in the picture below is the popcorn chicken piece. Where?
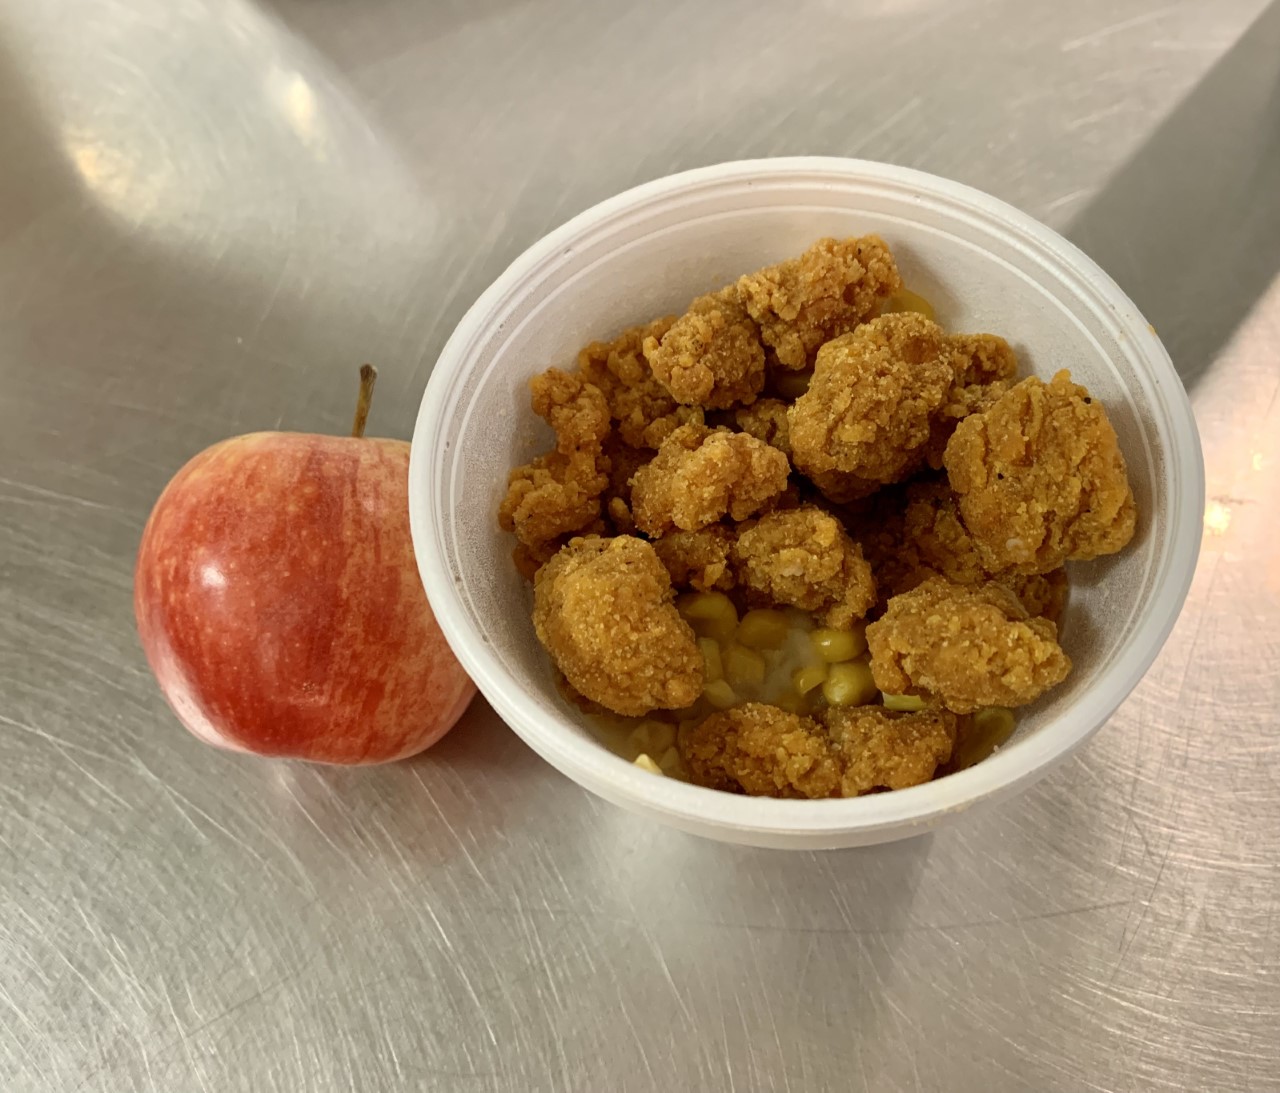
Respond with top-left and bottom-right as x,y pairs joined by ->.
600,435 -> 650,535
922,332 -> 1019,468
678,701 -> 956,798
643,288 -> 766,410
848,480 -> 1069,621
652,525 -> 736,592
866,576 -> 1071,713
533,536 -> 703,716
732,506 -> 875,628
736,236 -> 903,369
498,369 -> 611,554
631,423 -> 790,535
820,704 -> 958,795
788,313 -> 953,499
943,371 -> 1137,574
733,397 -> 792,457
578,318 -> 703,448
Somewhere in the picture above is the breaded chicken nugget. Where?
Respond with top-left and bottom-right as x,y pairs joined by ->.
533,536 -> 703,716
736,236 -> 902,369
498,369 -> 611,553
678,702 -> 956,798
652,525 -> 736,592
643,288 -> 766,410
732,506 -> 875,628
943,370 -> 1137,573
630,423 -> 790,535
732,397 -> 792,456
922,332 -> 1019,468
578,318 -> 703,449
848,480 -> 1069,621
788,313 -> 953,499
866,577 -> 1071,713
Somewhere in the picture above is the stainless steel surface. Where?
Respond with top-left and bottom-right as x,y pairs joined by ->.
2,0 -> 1278,1089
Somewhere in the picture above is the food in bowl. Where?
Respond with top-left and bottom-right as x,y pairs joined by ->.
496,235 -> 1138,799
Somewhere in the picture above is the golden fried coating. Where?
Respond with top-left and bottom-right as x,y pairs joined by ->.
900,479 -> 988,586
653,525 -> 736,592
788,313 -> 953,498
533,536 -> 703,716
678,701 -> 956,798
866,577 -> 1071,713
922,333 -> 1020,468
806,468 -> 881,505
577,318 -> 704,448
820,705 -> 958,796
643,289 -> 766,410
679,703 -> 842,797
1005,568 -> 1069,625
732,506 -> 876,628
950,332 -> 1020,389
630,423 -> 790,535
498,369 -> 611,552
943,370 -> 1137,573
736,236 -> 902,369
732,397 -> 791,456
848,480 -> 1069,621
600,436 -> 651,535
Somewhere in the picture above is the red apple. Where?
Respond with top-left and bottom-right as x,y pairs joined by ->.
134,367 -> 475,764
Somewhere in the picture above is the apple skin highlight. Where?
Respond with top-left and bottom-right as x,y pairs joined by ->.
135,432 -> 475,765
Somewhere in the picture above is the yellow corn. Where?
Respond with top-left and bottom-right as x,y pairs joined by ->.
792,663 -> 829,695
698,638 -> 724,683
773,368 -> 813,399
880,288 -> 936,321
882,692 -> 927,712
679,591 -> 736,620
822,661 -> 878,707
777,690 -> 816,715
810,626 -> 867,663
679,591 -> 738,643
736,609 -> 790,650
657,746 -> 683,776
633,753 -> 662,775
703,679 -> 738,709
973,706 -> 1016,742
628,720 -> 675,757
723,644 -> 766,688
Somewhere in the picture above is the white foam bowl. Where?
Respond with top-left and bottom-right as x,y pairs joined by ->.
409,158 -> 1203,849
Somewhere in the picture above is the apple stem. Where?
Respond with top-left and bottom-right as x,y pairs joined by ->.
351,364 -> 378,438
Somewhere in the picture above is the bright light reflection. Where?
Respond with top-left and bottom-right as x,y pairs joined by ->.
1204,501 -> 1232,537
200,562 -> 228,591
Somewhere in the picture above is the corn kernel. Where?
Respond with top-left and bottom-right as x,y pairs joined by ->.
657,746 -> 683,776
679,592 -> 738,642
703,679 -> 738,709
880,288 -> 936,321
822,661 -> 878,707
628,720 -> 675,757
773,691 -> 801,713
809,626 -> 867,663
633,753 -> 662,775
679,591 -> 736,621
723,644 -> 766,688
698,638 -> 724,683
792,663 -> 828,695
973,706 -> 1016,742
736,609 -> 790,650
882,692 -> 927,712
773,368 -> 813,399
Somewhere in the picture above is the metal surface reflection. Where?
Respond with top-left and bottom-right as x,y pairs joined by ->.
2,0 -> 1278,1090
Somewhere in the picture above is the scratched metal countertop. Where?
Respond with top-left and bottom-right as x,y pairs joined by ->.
3,1 -> 1279,1090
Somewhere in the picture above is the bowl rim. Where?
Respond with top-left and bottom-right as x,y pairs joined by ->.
409,156 -> 1204,839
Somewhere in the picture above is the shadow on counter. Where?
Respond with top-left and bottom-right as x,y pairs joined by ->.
1065,0 -> 1280,392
